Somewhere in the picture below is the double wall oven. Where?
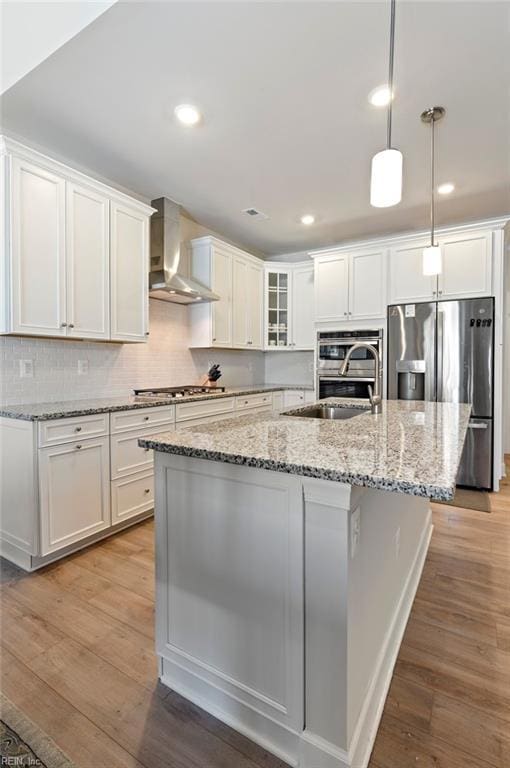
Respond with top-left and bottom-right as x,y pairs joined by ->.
316,329 -> 383,400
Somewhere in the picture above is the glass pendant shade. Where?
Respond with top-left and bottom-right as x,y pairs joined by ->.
370,148 -> 403,207
422,245 -> 442,276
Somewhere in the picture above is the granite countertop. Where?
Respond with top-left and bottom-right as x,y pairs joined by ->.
0,384 -> 313,421
138,398 -> 471,500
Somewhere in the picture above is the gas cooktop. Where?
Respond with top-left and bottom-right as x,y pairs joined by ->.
133,385 -> 226,400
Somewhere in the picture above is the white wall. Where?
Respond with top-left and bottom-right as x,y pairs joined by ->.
0,299 -> 265,405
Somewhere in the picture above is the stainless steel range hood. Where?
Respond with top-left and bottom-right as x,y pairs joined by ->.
149,197 -> 219,304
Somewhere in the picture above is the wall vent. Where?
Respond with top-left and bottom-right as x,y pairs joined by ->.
242,207 -> 269,220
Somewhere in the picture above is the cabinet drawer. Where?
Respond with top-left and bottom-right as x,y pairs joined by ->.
175,397 -> 235,423
110,405 -> 175,434
235,393 -> 273,411
110,424 -> 174,479
111,470 -> 154,524
38,414 -> 108,448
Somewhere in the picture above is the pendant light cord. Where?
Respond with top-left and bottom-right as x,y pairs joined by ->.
386,0 -> 396,149
430,115 -> 435,246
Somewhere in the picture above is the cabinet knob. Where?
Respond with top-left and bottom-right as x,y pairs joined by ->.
68,323 -> 75,328
61,322 -> 67,327
145,332 -> 150,336
144,488 -> 151,494
75,444 -> 82,450
75,426 -> 82,432
144,416 -> 149,421
344,312 -> 347,316
438,290 -> 443,296
144,447 -> 150,452
212,337 -> 217,342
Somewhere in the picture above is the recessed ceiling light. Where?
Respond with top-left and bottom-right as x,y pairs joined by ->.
368,85 -> 393,107
437,182 -> 455,195
300,214 -> 315,226
174,104 -> 201,126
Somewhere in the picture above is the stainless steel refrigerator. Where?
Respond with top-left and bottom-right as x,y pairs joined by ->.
387,297 -> 494,490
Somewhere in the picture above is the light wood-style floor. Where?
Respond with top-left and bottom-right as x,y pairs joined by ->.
1,460 -> 509,768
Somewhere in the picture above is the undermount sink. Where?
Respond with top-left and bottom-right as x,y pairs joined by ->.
286,405 -> 367,421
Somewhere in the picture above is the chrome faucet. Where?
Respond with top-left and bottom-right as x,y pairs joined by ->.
339,343 -> 382,414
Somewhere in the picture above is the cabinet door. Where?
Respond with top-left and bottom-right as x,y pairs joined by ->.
211,246 -> 232,347
247,261 -> 263,349
39,436 -> 110,555
314,255 -> 349,322
291,264 -> 315,348
232,255 -> 249,348
283,390 -> 305,408
266,269 -> 291,349
66,183 -> 110,339
438,232 -> 492,299
10,157 -> 66,336
349,250 -> 386,319
389,242 -> 436,304
110,201 -> 149,342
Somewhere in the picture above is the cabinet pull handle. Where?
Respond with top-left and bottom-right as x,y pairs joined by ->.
75,444 -> 82,450
75,426 -> 82,432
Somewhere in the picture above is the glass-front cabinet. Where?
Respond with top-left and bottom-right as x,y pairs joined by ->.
266,269 -> 289,348
264,263 -> 315,350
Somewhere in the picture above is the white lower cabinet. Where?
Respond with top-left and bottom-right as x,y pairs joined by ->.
282,390 -> 315,408
39,436 -> 110,555
111,470 -> 154,524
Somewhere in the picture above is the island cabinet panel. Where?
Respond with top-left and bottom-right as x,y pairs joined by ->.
155,456 -> 305,736
10,157 -> 67,337
39,436 -> 110,555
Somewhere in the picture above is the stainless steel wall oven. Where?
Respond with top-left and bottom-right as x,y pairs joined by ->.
316,329 -> 383,400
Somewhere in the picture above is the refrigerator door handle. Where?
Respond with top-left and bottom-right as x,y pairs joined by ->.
436,309 -> 444,402
468,422 -> 488,430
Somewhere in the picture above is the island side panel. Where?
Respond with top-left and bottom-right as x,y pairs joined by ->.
300,480 -> 432,768
154,452 -> 305,764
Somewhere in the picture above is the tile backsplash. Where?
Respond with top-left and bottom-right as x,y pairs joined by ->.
0,300 -> 266,404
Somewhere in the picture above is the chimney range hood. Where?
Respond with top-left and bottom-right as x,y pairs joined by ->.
149,197 -> 219,304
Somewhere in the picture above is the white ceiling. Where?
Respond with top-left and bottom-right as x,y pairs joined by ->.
0,1 -> 116,94
1,1 -> 509,256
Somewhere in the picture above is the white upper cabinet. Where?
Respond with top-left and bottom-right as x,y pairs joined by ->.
349,249 -> 386,319
247,260 -> 263,348
389,240 -> 436,304
291,264 -> 315,348
265,262 -> 314,349
66,182 -> 110,339
211,244 -> 233,347
314,254 -> 349,323
10,157 -> 67,336
110,201 -> 149,342
1,136 -> 153,342
314,249 -> 386,323
190,237 -> 263,349
389,230 -> 493,304
438,231 -> 492,299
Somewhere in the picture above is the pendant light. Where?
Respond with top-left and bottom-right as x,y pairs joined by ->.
370,0 -> 403,208
421,106 -> 445,276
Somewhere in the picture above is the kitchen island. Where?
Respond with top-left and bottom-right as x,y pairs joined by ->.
139,398 -> 470,768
